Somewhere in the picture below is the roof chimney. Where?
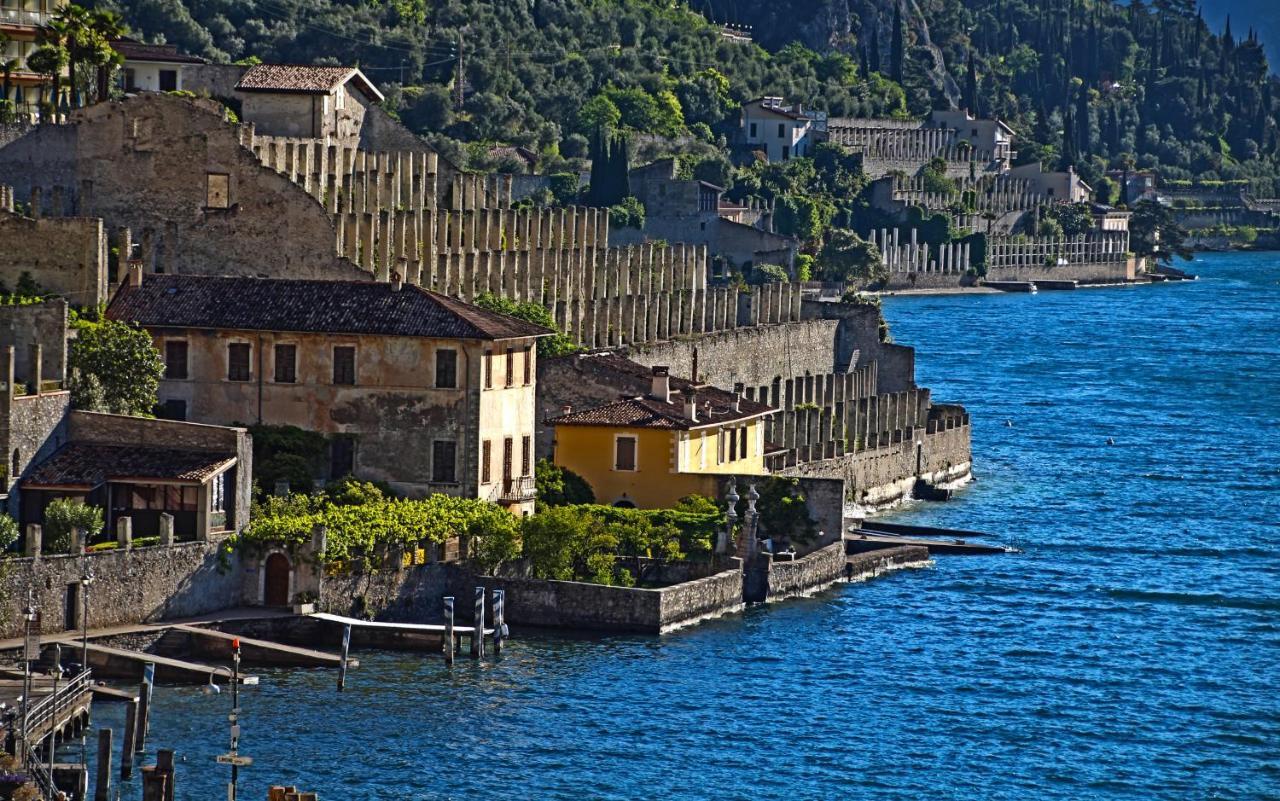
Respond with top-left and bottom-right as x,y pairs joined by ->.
390,270 -> 403,292
560,404 -> 572,416
127,260 -> 143,287
650,366 -> 671,403
733,382 -> 744,412
682,387 -> 698,422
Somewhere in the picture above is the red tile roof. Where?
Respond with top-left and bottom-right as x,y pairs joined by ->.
111,38 -> 206,65
548,388 -> 773,431
234,64 -> 383,102
106,275 -> 552,341
24,443 -> 236,489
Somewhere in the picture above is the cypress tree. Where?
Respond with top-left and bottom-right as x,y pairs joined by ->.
870,24 -> 881,74
964,50 -> 978,113
1075,82 -> 1091,157
890,3 -> 905,84
860,41 -> 870,79
1059,108 -> 1077,169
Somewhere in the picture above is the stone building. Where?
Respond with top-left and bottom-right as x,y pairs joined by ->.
232,64 -> 384,146
105,270 -> 549,512
612,159 -> 799,271
547,365 -> 775,509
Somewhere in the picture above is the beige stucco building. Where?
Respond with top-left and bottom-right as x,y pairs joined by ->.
106,270 -> 548,513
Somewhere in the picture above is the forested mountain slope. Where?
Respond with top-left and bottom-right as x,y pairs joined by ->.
98,0 -> 1280,191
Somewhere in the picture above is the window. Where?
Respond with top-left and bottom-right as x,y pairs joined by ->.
211,472 -> 226,513
729,427 -> 738,461
159,69 -> 177,91
749,122 -> 757,138
502,437 -> 513,483
777,123 -> 785,138
614,436 -> 637,471
505,347 -> 515,387
483,350 -> 493,389
157,399 -> 187,421
521,435 -> 531,476
432,440 -> 457,483
717,430 -> 725,464
274,344 -> 297,383
1047,187 -> 1055,196
739,426 -> 748,459
971,127 -> 979,136
435,349 -> 457,388
164,340 -> 188,380
123,68 -> 137,92
227,343 -> 250,381
206,173 -> 230,209
523,346 -> 532,385
782,145 -> 790,161
481,440 -> 492,484
333,346 -> 356,385
330,436 -> 355,479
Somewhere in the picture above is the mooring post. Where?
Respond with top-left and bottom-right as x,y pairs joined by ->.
443,596 -> 455,666
471,586 -> 485,659
337,624 -> 351,691
121,699 -> 137,780
95,727 -> 113,801
492,589 -> 505,656
135,665 -> 153,754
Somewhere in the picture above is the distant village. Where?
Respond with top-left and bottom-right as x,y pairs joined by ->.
0,5 -> 1236,798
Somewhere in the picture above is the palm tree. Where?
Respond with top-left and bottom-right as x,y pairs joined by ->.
89,9 -> 126,103
25,44 -> 68,121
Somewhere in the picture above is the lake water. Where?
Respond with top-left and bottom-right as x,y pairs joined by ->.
84,252 -> 1280,800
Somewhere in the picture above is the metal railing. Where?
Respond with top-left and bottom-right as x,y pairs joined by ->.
23,668 -> 91,742
25,750 -> 58,800
499,475 -> 536,502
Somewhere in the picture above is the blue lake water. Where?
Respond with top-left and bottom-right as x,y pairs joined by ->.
84,252 -> 1280,800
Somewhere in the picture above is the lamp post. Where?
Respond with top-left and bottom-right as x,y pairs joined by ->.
18,590 -> 36,763
48,643 -> 60,780
78,544 -> 93,777
207,640 -> 251,801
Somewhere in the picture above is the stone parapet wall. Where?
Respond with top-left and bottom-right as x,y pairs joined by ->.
0,211 -> 109,306
0,539 -> 240,639
627,318 -> 839,387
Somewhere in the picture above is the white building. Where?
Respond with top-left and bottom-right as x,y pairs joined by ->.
928,109 -> 1016,165
741,97 -> 821,162
1007,162 -> 1093,203
112,38 -> 206,94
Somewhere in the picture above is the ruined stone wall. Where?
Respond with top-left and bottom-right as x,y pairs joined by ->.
762,539 -> 846,601
0,212 -> 109,306
0,94 -> 366,281
0,538 -> 242,638
627,318 -> 839,387
1,391 -> 69,510
800,300 -> 916,390
0,299 -> 67,384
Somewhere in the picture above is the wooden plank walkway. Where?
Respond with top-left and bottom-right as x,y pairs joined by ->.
167,624 -> 356,669
77,642 -> 260,685
309,612 -> 494,636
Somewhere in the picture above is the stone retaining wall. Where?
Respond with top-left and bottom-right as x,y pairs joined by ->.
0,538 -> 241,639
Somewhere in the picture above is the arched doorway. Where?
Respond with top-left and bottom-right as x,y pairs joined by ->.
264,553 -> 291,607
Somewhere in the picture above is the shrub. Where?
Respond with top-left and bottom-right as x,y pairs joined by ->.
752,263 -> 789,284
0,514 -> 18,553
535,459 -> 596,506
43,499 -> 104,552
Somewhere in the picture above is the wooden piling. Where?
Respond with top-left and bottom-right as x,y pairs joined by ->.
134,679 -> 150,753
443,597 -> 454,666
120,699 -> 137,779
337,624 -> 351,691
95,728 -> 112,801
492,589 -> 505,656
471,587 -> 484,659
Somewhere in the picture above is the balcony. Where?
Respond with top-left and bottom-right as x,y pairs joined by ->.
0,6 -> 51,28
498,475 -> 536,503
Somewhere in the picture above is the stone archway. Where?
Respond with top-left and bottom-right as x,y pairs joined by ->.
264,552 -> 292,607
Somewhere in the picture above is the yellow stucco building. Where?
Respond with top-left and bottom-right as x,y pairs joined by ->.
548,367 -> 775,508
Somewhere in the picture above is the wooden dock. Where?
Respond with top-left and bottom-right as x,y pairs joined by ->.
848,521 -> 1015,556
74,642 -> 260,685
165,624 -> 356,669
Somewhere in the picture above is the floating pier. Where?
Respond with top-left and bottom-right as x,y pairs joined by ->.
848,521 -> 1015,555
163,624 -> 355,669
982,280 -> 1038,293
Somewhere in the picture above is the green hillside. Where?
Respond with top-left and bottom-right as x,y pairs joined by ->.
97,0 -> 1280,191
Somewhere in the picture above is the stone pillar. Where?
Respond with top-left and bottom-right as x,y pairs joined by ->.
24,523 -> 41,558
158,513 -> 174,547
116,516 -> 132,550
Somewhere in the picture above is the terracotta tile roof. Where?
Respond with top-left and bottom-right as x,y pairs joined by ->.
111,38 -> 206,65
549,393 -> 772,431
24,444 -> 236,489
234,64 -> 384,102
106,275 -> 551,341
